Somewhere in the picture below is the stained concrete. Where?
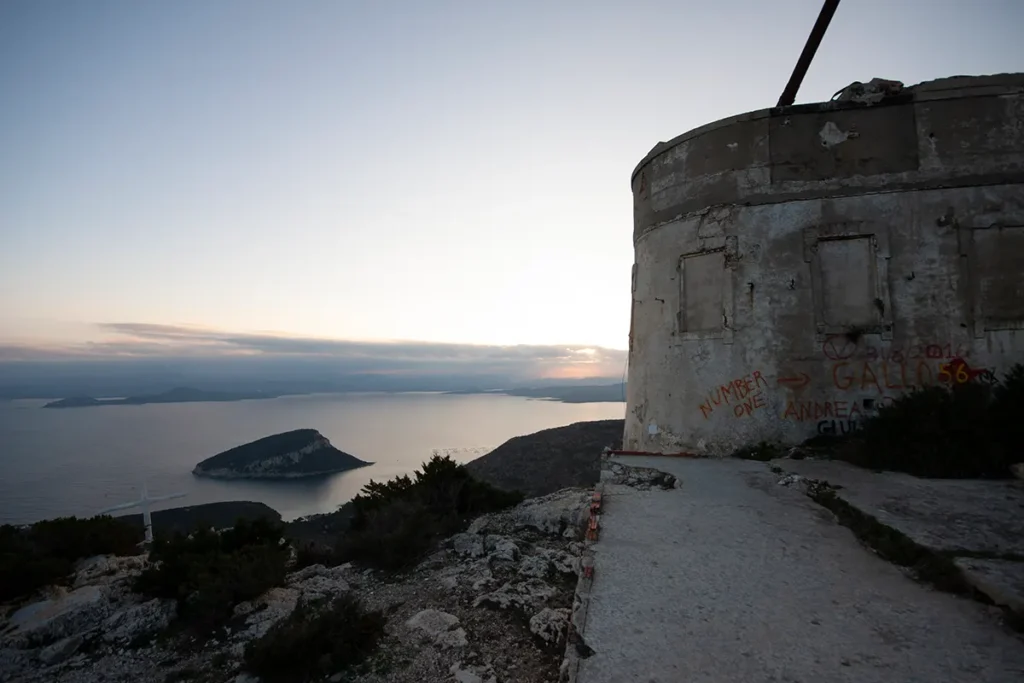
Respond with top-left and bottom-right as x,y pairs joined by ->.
773,458 -> 1024,556
575,456 -> 1024,683
625,73 -> 1024,456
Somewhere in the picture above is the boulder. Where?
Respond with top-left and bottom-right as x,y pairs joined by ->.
102,598 -> 175,644
518,555 -> 551,579
467,516 -> 491,535
540,548 -> 579,575
529,607 -> 570,646
37,634 -> 83,666
233,587 -> 299,641
7,585 -> 110,648
72,555 -> 147,589
287,565 -> 351,604
405,609 -> 467,648
474,579 -> 557,611
512,489 -> 590,538
450,533 -> 486,558
450,662 -> 497,683
484,536 -> 519,563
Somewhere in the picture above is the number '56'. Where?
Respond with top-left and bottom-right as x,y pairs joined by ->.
938,363 -> 970,383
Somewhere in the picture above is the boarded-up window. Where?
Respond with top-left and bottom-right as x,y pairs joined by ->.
817,237 -> 879,328
972,226 -> 1024,330
805,223 -> 891,340
680,250 -> 725,332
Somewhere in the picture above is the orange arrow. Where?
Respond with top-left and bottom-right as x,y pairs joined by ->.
777,373 -> 811,389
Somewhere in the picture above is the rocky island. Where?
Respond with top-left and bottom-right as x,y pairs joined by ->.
192,428 -> 371,479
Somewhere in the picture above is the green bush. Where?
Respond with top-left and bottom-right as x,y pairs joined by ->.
134,517 -> 288,631
836,363 -> 1024,478
243,594 -> 385,683
337,455 -> 523,570
0,516 -> 142,603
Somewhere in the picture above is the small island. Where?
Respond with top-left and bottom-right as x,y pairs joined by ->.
44,387 -> 283,408
192,428 -> 371,479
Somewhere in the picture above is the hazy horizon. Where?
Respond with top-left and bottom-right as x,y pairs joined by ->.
3,1 -> 1023,383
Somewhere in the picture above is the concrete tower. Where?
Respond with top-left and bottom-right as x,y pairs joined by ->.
625,74 -> 1024,455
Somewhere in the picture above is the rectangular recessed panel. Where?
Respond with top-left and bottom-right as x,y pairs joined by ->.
975,226 -> 1024,326
818,237 -> 878,327
681,250 -> 725,332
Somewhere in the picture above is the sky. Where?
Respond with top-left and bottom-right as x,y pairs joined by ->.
1,0 -> 1023,380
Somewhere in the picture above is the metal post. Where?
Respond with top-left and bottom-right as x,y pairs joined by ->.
777,0 -> 842,108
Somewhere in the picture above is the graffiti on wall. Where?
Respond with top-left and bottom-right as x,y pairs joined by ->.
698,371 -> 770,419
695,336 -> 995,430
821,337 -> 971,362
782,399 -> 867,436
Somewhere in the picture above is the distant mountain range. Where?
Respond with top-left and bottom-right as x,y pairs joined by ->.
0,356 -> 624,401
44,387 -> 283,408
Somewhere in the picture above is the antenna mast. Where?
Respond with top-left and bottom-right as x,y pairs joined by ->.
777,0 -> 842,107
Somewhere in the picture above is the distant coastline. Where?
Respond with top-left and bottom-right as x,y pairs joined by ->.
40,383 -> 627,408
447,383 -> 625,404
43,387 -> 286,408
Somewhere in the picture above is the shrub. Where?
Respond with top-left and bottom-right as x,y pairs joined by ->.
831,363 -> 1023,478
134,517 -> 288,631
243,594 -> 385,683
337,455 -> 523,570
0,516 -> 142,603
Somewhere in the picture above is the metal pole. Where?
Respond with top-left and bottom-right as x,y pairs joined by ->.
776,0 -> 842,108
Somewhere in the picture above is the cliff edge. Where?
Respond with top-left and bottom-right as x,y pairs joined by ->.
192,429 -> 370,479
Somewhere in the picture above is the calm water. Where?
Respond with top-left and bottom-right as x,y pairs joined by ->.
0,392 -> 624,525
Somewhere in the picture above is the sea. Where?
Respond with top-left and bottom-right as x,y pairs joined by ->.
0,392 -> 625,526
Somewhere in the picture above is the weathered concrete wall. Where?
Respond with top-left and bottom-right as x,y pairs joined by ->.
625,74 -> 1024,455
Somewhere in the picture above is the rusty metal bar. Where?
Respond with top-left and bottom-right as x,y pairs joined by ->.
776,0 -> 842,107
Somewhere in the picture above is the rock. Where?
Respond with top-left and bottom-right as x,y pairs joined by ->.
778,474 -> 803,487
0,648 -> 28,674
451,533 -> 486,558
234,587 -> 299,641
292,574 -> 350,603
450,662 -> 497,683
38,634 -> 83,666
405,609 -> 467,648
834,77 -> 904,105
484,535 -> 519,562
518,555 -> 551,579
72,555 -> 147,589
1011,463 -> 1024,480
540,548 -> 578,575
469,563 -> 494,590
530,607 -> 570,646
286,563 -> 329,584
467,516 -> 490,535
102,598 -> 175,644
512,489 -> 591,538
7,585 -> 110,648
604,461 -> 679,490
474,579 -> 557,611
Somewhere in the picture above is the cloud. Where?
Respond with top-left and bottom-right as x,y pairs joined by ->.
0,322 -> 627,383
